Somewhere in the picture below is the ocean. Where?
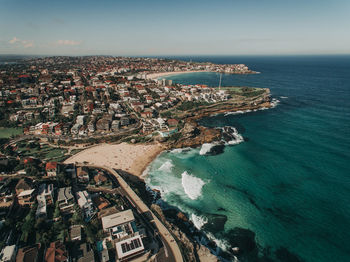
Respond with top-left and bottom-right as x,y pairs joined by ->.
145,55 -> 350,262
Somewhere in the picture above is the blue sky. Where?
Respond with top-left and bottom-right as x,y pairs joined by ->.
1,0 -> 350,55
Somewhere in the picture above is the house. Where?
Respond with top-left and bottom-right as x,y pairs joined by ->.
0,245 -> 17,262
54,123 -> 64,135
140,110 -> 152,119
96,118 -> 110,131
99,249 -> 109,262
15,178 -> 33,195
46,162 -> 58,177
71,124 -> 81,135
72,243 -> 95,262
76,191 -> 95,219
70,225 -> 82,242
92,196 -> 110,211
76,167 -> 89,184
16,245 -> 40,262
36,195 -> 47,219
101,209 -> 137,239
120,117 -> 130,126
115,235 -> 145,261
57,187 -> 75,215
93,173 -> 107,186
45,242 -> 68,262
167,118 -> 178,127
37,184 -> 54,205
17,189 -> 36,207
110,120 -> 120,131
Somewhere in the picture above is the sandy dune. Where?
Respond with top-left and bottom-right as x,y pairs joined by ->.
64,142 -> 165,178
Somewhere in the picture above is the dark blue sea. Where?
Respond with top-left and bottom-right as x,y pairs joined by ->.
146,55 -> 350,262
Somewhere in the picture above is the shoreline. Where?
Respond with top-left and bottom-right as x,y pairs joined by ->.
146,70 -> 207,80
146,69 -> 258,80
64,98 -> 274,181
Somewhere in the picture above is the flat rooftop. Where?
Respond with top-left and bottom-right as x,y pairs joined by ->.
101,209 -> 134,230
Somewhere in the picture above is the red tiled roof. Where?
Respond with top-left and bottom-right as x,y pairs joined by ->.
46,162 -> 58,171
45,241 -> 68,262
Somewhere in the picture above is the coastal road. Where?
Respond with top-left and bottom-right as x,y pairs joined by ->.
82,164 -> 183,262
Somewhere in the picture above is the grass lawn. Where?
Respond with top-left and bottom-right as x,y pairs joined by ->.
17,141 -> 68,161
0,127 -> 23,138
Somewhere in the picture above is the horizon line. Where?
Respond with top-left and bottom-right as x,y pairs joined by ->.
1,53 -> 350,58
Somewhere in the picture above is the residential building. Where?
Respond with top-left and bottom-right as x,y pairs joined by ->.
57,187 -> 74,215
46,162 -> 58,177
16,245 -> 40,262
37,184 -> 54,205
76,191 -> 95,219
96,118 -> 110,131
36,195 -> 47,219
0,245 -> 17,262
70,225 -> 82,242
76,167 -> 89,184
115,235 -> 145,261
120,117 -> 130,126
72,243 -> 95,262
45,242 -> 68,262
93,173 -> 107,186
110,120 -> 120,131
17,189 -> 36,207
15,178 -> 33,195
101,209 -> 138,240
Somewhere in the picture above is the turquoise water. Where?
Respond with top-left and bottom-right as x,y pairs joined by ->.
146,56 -> 350,261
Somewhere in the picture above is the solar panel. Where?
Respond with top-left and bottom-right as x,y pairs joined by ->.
120,238 -> 143,254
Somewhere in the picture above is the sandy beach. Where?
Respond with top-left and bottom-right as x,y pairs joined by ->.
146,70 -> 207,80
64,142 -> 165,179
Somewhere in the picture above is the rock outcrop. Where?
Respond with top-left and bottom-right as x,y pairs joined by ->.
171,121 -> 221,148
151,204 -> 219,262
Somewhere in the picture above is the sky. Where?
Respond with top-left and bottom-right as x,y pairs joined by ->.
1,0 -> 350,56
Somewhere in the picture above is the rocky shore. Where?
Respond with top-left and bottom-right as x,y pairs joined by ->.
166,89 -> 271,149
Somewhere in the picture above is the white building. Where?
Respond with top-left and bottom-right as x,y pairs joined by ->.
76,191 -> 95,219
115,235 -> 145,261
101,209 -> 145,261
0,245 -> 17,262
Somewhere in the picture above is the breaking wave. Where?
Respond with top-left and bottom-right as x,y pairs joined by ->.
181,171 -> 206,200
158,160 -> 174,173
270,98 -> 280,108
199,143 -> 217,155
170,147 -> 192,154
191,213 -> 208,230
221,126 -> 244,146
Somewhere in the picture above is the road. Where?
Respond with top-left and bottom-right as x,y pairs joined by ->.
82,164 -> 183,262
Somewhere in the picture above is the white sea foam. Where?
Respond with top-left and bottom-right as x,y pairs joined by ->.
270,98 -> 280,108
181,171 -> 206,200
224,110 -> 245,116
191,213 -> 208,230
222,127 -> 244,146
199,143 -> 216,155
206,232 -> 230,252
158,160 -> 174,173
280,96 -> 288,99
170,147 -> 192,154
141,165 -> 151,179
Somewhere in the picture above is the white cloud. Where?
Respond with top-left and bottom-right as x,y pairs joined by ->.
56,40 -> 81,46
9,37 -> 20,44
8,37 -> 34,48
